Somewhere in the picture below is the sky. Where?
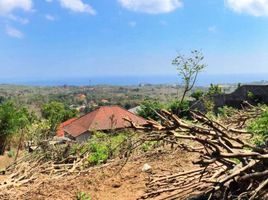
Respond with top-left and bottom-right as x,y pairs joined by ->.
0,0 -> 268,82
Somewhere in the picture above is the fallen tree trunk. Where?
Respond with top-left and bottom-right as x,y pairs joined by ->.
125,106 -> 268,200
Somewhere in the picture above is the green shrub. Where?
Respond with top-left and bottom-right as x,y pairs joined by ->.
190,89 -> 204,100
207,84 -> 222,96
141,141 -> 157,152
77,132 -> 128,166
217,106 -> 236,117
247,91 -> 260,103
137,100 -> 165,120
7,150 -> 14,158
168,100 -> 190,117
248,107 -> 268,145
247,91 -> 255,99
203,96 -> 215,113
87,142 -> 109,165
76,191 -> 92,200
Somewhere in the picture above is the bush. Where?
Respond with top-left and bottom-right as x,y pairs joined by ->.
141,141 -> 157,152
137,100 -> 165,121
168,100 -> 190,117
76,192 -> 92,200
7,150 -> 14,158
207,84 -> 223,96
190,89 -> 204,101
203,96 -> 215,113
248,107 -> 268,145
217,106 -> 236,117
87,142 -> 109,165
247,91 -> 255,99
78,132 -> 128,166
247,91 -> 260,103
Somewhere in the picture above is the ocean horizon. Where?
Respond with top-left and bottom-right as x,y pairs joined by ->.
0,74 -> 268,87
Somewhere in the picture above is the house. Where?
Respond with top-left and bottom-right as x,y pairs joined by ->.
61,105 -> 148,142
56,118 -> 77,137
75,94 -> 86,101
100,99 -> 109,104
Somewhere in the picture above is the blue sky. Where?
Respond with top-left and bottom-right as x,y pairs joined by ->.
0,0 -> 268,81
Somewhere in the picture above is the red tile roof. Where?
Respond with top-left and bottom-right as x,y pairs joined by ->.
56,118 -> 77,137
64,106 -> 147,137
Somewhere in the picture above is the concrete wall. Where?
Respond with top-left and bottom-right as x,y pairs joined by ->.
192,85 -> 268,111
75,131 -> 91,143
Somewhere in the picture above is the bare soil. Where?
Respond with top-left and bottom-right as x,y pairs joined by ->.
1,149 -> 197,200
0,154 -> 14,170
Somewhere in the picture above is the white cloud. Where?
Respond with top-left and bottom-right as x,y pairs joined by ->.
45,14 -> 55,21
59,0 -> 96,15
5,25 -> 24,38
226,0 -> 268,16
118,0 -> 182,14
7,14 -> 29,24
0,0 -> 32,15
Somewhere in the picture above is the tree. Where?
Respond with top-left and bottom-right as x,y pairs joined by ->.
14,108 -> 32,160
0,102 -> 30,155
172,50 -> 206,103
190,89 -> 204,101
41,101 -> 77,133
207,84 -> 222,96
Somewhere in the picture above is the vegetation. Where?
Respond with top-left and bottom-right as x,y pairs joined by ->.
0,101 -> 31,155
137,99 -> 191,119
207,84 -> 223,96
217,106 -> 236,117
76,191 -> 92,200
168,100 -> 190,117
26,119 -> 51,142
172,50 -> 206,103
70,132 -> 129,166
248,106 -> 268,145
137,100 -> 165,121
41,101 -> 77,132
190,89 -> 204,100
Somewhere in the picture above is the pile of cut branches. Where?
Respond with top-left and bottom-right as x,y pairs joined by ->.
0,140 -> 117,200
219,102 -> 265,129
0,131 -> 133,199
126,106 -> 268,200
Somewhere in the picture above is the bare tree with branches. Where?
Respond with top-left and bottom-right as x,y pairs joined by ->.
172,50 -> 206,103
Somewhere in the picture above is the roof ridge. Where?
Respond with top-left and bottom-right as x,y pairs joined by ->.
87,106 -> 105,131
64,105 -> 148,138
64,107 -> 101,130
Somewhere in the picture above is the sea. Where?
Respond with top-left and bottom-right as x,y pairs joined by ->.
1,74 -> 268,87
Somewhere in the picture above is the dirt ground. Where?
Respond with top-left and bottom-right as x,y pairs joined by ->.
0,149 -> 197,200
0,154 -> 15,170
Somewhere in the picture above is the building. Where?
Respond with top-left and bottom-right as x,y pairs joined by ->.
60,105 -> 147,142
56,118 -> 77,137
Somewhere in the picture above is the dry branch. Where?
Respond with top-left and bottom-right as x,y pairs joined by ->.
129,107 -> 268,200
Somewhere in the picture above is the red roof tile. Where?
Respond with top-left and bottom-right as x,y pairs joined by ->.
56,118 -> 77,137
64,106 -> 147,137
